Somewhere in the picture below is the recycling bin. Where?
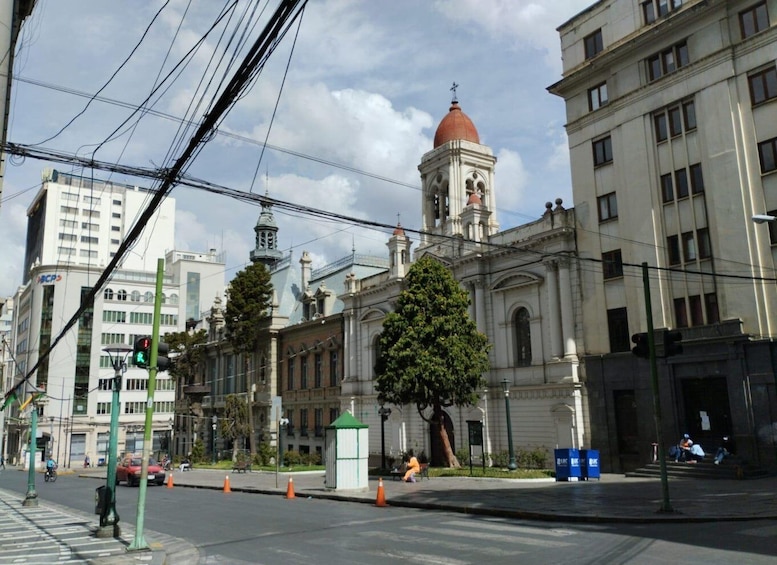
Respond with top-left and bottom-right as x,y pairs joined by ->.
95,486 -> 107,515
554,448 -> 581,481
580,449 -> 600,480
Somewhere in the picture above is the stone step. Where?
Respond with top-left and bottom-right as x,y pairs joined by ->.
626,459 -> 771,480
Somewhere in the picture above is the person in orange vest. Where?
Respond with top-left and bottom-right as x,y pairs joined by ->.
402,450 -> 420,483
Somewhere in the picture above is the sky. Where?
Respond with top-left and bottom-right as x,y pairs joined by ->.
0,0 -> 593,298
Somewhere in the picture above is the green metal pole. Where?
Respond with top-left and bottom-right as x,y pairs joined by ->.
642,262 -> 673,513
98,357 -> 123,536
23,405 -> 38,507
129,258 -> 164,552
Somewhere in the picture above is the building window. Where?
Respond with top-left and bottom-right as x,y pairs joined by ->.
705,293 -> 720,323
674,297 -> 688,328
598,192 -> 618,222
749,66 -> 777,105
300,408 -> 308,436
514,308 -> 531,367
683,100 -> 697,130
602,249 -> 623,279
740,2 -> 769,39
287,357 -> 294,390
593,136 -> 613,166
661,173 -> 674,203
667,235 -> 681,265
674,168 -> 689,199
697,228 -> 711,259
690,164 -> 704,194
314,353 -> 322,388
682,231 -> 697,261
647,41 -> 688,81
643,0 -> 683,24
655,113 -> 668,142
584,29 -> 603,59
329,407 -> 339,424
758,137 -> 777,173
104,288 -> 114,300
588,82 -> 608,111
668,106 -> 683,137
329,350 -> 338,387
607,307 -> 630,353
689,294 -> 703,326
300,356 -> 308,389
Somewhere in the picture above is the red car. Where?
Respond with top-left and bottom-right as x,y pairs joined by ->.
116,455 -> 165,486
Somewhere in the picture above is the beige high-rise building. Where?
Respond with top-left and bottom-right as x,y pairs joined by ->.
549,0 -> 777,472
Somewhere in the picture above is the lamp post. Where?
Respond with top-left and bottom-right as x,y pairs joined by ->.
378,405 -> 392,471
501,379 -> 517,471
99,344 -> 132,538
167,417 -> 174,459
212,415 -> 217,465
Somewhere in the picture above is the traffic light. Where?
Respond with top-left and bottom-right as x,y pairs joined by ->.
664,330 -> 683,357
157,342 -> 170,372
133,336 -> 151,367
631,332 -> 649,359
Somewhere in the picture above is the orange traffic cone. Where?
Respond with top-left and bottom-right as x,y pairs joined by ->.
285,476 -> 295,499
166,472 -> 174,489
375,477 -> 387,507
223,475 -> 232,493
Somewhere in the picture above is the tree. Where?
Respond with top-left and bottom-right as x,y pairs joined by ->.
162,328 -> 207,383
225,261 -> 273,456
375,255 -> 490,468
220,394 -> 251,461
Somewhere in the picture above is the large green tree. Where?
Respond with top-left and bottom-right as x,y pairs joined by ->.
375,255 -> 490,468
225,261 -> 273,456
162,328 -> 207,383
220,394 -> 251,461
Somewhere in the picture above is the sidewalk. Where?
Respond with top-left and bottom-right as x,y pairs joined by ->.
0,478 -> 199,565
81,466 -> 777,524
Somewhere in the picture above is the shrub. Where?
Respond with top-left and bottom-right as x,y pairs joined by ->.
304,452 -> 322,466
455,448 -> 470,466
283,450 -> 302,466
190,439 -> 204,463
489,450 -> 510,468
254,442 -> 274,466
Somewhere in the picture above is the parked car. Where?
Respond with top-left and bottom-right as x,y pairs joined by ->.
116,455 -> 165,486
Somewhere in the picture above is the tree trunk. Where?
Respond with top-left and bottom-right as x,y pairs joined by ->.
435,405 -> 460,468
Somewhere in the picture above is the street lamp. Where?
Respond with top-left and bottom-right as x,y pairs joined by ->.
99,344 -> 132,539
378,405 -> 392,471
167,417 -> 174,458
211,415 -> 217,465
752,214 -> 777,224
501,379 -> 517,471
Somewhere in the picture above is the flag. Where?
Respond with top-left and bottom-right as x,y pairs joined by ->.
1,391 -> 18,412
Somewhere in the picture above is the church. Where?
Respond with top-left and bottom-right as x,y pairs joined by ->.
188,97 -> 589,468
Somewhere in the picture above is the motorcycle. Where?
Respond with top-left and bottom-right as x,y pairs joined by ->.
44,465 -> 58,482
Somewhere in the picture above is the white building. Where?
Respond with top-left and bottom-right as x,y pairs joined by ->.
548,0 -> 777,472
342,99 -> 587,467
6,169 -> 224,467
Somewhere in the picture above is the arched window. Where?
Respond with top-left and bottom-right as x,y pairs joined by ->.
144,291 -> 153,303
372,334 -> 382,378
130,290 -> 141,302
169,293 -> 179,305
117,289 -> 127,301
515,307 -> 532,367
103,288 -> 114,300
160,293 -> 167,304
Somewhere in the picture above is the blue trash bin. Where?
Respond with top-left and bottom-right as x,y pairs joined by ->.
554,448 -> 581,481
580,449 -> 600,480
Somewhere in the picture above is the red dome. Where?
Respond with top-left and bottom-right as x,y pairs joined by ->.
433,102 -> 480,148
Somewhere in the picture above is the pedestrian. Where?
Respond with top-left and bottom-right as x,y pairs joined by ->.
714,435 -> 736,465
84,455 -> 91,468
402,450 -> 420,483
0,454 -> 5,470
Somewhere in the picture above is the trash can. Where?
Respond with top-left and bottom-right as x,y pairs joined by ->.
554,448 -> 581,481
95,486 -> 107,515
580,449 -> 600,480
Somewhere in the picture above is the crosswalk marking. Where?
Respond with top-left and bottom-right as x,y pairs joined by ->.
410,525 -> 574,548
439,519 -> 578,537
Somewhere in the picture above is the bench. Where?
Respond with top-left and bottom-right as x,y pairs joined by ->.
232,461 -> 251,473
390,462 -> 429,481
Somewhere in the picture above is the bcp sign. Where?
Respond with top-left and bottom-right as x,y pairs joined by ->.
37,274 -> 62,284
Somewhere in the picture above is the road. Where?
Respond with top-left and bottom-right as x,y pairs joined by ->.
1,469 -> 775,564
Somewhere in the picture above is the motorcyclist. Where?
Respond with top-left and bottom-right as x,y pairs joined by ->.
45,456 -> 57,477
